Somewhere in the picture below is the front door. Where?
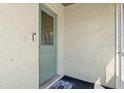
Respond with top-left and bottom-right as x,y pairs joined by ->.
39,4 -> 57,85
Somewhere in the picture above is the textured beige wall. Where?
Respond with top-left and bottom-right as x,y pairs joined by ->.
0,3 -> 116,88
0,3 -> 64,89
0,4 -> 39,88
63,3 -> 116,88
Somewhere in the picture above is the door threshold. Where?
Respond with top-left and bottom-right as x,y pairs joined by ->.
40,75 -> 64,89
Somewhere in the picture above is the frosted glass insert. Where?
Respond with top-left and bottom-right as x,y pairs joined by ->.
41,11 -> 53,45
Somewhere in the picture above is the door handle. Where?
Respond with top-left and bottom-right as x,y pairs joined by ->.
118,52 -> 124,56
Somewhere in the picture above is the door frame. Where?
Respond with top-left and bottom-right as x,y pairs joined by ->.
116,3 -> 124,89
38,3 -> 58,87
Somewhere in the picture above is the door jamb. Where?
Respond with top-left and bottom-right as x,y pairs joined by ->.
116,3 -> 123,89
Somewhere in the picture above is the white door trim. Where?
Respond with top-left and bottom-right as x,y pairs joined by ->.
116,3 -> 123,89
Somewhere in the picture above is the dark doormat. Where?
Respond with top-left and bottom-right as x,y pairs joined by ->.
50,75 -> 94,89
50,75 -> 113,89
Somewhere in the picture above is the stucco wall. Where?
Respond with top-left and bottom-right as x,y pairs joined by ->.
63,3 -> 116,88
0,4 -> 39,88
0,3 -> 64,89
0,3 -> 116,88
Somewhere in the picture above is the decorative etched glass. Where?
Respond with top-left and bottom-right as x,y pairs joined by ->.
41,11 -> 53,45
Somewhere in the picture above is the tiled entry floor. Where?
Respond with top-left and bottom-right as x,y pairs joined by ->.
42,75 -> 112,89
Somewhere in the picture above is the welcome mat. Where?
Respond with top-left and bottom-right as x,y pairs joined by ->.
49,75 -> 112,89
50,80 -> 73,89
50,75 -> 94,89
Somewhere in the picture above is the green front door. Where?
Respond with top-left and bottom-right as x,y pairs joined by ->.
39,4 -> 57,84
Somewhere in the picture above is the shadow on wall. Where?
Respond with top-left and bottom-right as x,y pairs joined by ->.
64,28 -> 116,88
77,35 -> 116,88
63,3 -> 116,88
116,75 -> 124,88
94,58 -> 115,88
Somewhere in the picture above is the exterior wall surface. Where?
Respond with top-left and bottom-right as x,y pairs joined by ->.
0,3 -> 64,89
63,3 -> 116,88
0,4 -> 39,89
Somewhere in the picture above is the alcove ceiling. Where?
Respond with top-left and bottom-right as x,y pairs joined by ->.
62,3 -> 75,7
